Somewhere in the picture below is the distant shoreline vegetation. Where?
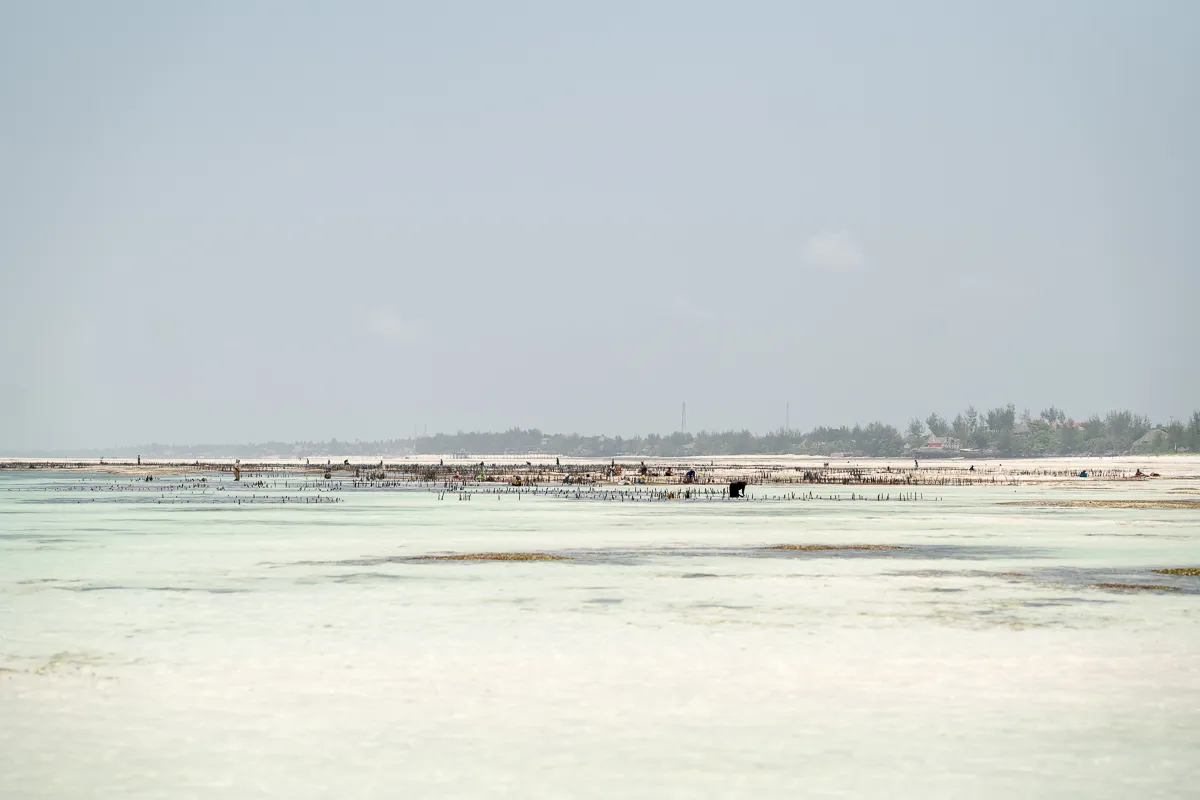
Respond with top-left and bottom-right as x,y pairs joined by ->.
16,406 -> 1200,460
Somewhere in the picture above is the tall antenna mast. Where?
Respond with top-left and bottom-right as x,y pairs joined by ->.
682,401 -> 687,433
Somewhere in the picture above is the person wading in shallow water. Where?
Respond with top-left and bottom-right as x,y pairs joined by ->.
914,459 -> 919,469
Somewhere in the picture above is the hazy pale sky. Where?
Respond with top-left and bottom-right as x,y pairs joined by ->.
2,1 -> 1198,450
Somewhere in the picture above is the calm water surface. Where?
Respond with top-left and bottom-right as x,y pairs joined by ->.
2,470 -> 1198,798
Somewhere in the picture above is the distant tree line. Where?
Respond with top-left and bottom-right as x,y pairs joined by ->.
408,406 -> 1200,458
21,407 -> 1200,459
903,405 -> 1200,458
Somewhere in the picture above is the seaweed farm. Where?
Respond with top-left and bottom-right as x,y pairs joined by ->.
2,457 -> 1199,798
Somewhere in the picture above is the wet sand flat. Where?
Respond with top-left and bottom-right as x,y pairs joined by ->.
2,467 -> 1199,798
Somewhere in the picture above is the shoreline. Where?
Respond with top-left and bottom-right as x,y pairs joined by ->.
4,454 -> 1197,487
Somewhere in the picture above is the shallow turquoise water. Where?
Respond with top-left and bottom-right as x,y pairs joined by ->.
2,470 -> 1199,798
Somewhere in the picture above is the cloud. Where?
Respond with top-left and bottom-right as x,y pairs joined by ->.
670,294 -> 715,322
802,229 -> 867,271
362,309 -> 424,345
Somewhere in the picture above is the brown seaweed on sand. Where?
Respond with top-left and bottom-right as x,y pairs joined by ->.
1003,499 -> 1200,510
1153,568 -> 1200,577
1090,583 -> 1178,591
765,544 -> 910,551
409,553 -> 571,562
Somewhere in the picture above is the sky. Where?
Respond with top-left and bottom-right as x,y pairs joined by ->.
2,1 -> 1198,450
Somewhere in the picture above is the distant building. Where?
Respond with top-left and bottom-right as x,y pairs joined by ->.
1013,422 -> 1032,436
924,435 -> 961,451
1133,430 -> 1165,450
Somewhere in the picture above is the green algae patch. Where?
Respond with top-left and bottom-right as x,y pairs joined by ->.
765,544 -> 910,552
1153,568 -> 1200,577
409,553 -> 571,562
